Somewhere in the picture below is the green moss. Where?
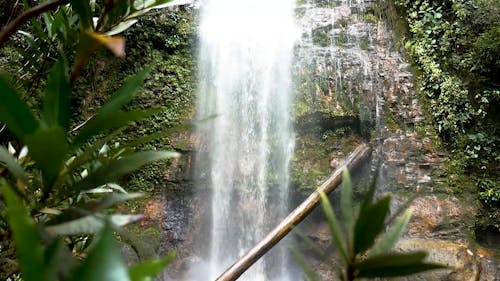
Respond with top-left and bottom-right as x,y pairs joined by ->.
364,13 -> 379,24
312,25 -> 333,47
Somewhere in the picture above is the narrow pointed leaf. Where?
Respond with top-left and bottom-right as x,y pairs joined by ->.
0,146 -> 29,185
46,193 -> 143,226
43,59 -> 71,131
340,169 -> 354,255
0,76 -> 38,140
98,68 -> 150,116
72,108 -> 163,145
319,192 -> 349,263
46,214 -> 143,235
129,251 -> 176,281
25,126 -> 69,188
371,208 -> 413,256
70,151 -> 179,193
354,195 -> 391,255
354,251 -> 446,278
71,223 -> 131,281
70,0 -> 93,29
2,180 -> 47,281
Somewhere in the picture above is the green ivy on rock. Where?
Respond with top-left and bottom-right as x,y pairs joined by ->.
393,0 -> 499,231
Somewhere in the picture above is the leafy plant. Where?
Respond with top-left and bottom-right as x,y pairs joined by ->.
0,58 -> 180,278
0,1 -> 190,279
293,170 -> 445,280
2,179 -> 175,281
393,0 -> 500,231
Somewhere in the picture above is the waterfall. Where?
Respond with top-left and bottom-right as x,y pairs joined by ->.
195,0 -> 296,280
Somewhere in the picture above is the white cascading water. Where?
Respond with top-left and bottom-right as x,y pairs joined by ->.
196,0 -> 296,280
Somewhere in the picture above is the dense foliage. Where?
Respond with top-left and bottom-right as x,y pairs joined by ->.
0,1 -> 193,280
393,0 -> 499,231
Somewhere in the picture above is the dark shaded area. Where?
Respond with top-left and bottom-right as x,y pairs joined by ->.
296,112 -> 360,134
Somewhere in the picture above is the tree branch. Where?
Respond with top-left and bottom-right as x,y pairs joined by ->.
0,0 -> 68,48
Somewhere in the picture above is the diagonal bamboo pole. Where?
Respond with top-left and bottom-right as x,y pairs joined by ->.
215,143 -> 371,281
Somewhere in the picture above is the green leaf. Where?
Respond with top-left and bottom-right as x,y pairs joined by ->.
43,59 -> 71,131
319,192 -> 349,263
106,19 -> 138,36
71,223 -> 131,281
25,126 -> 69,188
46,214 -> 143,235
291,248 -> 320,281
72,108 -> 163,145
340,169 -> 354,255
354,251 -> 446,278
46,193 -> 143,226
0,146 -> 29,185
0,75 -> 38,141
70,0 -> 93,29
129,251 -> 176,281
1,180 -> 47,281
98,68 -> 151,116
354,195 -> 391,255
370,208 -> 413,256
70,151 -> 179,193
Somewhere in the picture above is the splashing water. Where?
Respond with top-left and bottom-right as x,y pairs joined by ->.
195,0 -> 296,280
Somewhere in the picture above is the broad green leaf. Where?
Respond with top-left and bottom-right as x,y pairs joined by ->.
70,151 -> 179,193
319,192 -> 349,263
0,146 -> 29,185
340,169 -> 354,256
129,251 -> 176,281
98,68 -> 151,116
291,249 -> 320,281
354,251 -> 446,278
46,214 -> 143,235
370,208 -> 413,256
70,0 -> 93,29
354,195 -> 391,255
43,59 -> 71,131
25,126 -> 69,188
46,193 -> 143,227
72,108 -> 163,145
0,76 -> 38,140
1,180 -> 47,281
71,223 -> 131,281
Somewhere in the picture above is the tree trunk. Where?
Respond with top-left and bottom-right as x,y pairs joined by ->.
216,143 -> 371,281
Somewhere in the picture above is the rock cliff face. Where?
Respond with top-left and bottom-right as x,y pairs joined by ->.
159,1 -> 498,280
292,0 -> 498,280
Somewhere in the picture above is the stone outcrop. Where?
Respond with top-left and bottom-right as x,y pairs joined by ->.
293,0 -> 498,280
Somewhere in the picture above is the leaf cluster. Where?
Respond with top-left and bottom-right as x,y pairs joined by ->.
294,170 -> 445,281
0,1 -> 189,280
394,0 -> 499,230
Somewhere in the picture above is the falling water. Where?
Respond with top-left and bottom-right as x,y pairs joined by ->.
196,0 -> 296,280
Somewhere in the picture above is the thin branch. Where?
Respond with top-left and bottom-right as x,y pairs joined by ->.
0,0 -> 68,48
